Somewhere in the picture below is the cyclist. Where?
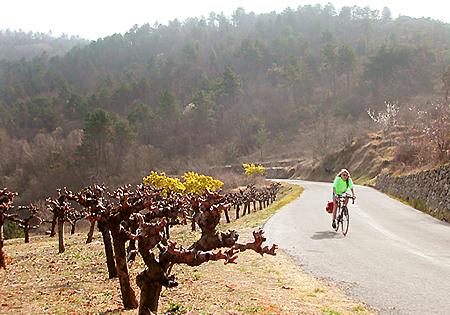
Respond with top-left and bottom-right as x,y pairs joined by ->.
332,169 -> 356,229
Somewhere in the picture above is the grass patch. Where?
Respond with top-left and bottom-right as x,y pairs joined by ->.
352,304 -> 369,313
386,192 -> 450,221
314,287 -> 325,293
387,193 -> 431,214
245,305 -> 262,312
409,198 -> 430,213
164,301 -> 190,314
321,307 -> 342,315
192,271 -> 201,281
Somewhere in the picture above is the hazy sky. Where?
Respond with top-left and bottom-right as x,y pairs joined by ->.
1,0 -> 449,40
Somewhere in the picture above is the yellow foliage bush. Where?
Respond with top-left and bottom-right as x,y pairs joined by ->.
182,171 -> 223,194
143,171 -> 223,195
143,171 -> 185,194
243,163 -> 266,176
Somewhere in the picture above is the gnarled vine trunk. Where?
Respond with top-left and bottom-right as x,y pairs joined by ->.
58,217 -> 65,253
110,226 -> 138,309
136,268 -> 164,315
50,214 -> 57,237
86,220 -> 95,244
97,221 -> 117,279
0,214 -> 5,269
24,225 -> 30,243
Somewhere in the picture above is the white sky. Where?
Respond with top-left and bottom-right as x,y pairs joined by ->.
1,1 -> 449,40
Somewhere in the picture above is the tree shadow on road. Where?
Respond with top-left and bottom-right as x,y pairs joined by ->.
310,231 -> 341,240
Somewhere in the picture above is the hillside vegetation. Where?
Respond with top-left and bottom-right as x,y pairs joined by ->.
0,4 -> 449,204
296,101 -> 450,183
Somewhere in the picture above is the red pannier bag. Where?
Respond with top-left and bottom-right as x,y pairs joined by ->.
325,201 -> 334,213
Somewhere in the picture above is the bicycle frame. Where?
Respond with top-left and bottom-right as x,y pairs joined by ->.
334,193 -> 355,236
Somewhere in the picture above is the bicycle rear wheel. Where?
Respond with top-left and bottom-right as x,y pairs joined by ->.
341,206 -> 349,236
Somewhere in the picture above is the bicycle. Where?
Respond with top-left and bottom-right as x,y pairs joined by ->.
333,193 -> 355,236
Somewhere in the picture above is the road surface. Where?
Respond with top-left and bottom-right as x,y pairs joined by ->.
264,180 -> 450,315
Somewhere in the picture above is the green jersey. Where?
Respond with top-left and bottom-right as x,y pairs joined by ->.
333,176 -> 353,195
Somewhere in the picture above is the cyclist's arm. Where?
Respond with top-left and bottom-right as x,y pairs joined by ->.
348,178 -> 355,199
332,177 -> 338,199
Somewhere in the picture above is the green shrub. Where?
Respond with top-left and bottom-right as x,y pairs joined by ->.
3,220 -> 24,240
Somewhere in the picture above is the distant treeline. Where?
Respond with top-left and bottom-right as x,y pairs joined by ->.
0,29 -> 88,60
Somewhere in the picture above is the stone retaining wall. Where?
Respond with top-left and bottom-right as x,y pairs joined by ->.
376,165 -> 450,222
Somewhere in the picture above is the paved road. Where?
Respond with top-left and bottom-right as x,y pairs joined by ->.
264,180 -> 450,315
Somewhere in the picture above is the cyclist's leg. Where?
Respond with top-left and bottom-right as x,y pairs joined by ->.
343,195 -> 349,206
334,204 -> 342,231
332,192 -> 337,221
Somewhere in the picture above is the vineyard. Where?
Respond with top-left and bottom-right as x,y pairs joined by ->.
0,172 -> 282,314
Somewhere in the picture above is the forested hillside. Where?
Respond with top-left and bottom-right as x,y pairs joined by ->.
1,4 -> 449,202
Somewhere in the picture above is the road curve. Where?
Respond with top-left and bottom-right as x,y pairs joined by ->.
264,180 -> 450,315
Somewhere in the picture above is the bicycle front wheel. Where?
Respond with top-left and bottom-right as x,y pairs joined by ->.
341,206 -> 349,236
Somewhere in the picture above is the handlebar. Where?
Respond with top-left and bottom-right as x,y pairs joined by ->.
336,193 -> 355,204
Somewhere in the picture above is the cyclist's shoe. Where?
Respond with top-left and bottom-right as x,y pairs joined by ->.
332,220 -> 336,229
